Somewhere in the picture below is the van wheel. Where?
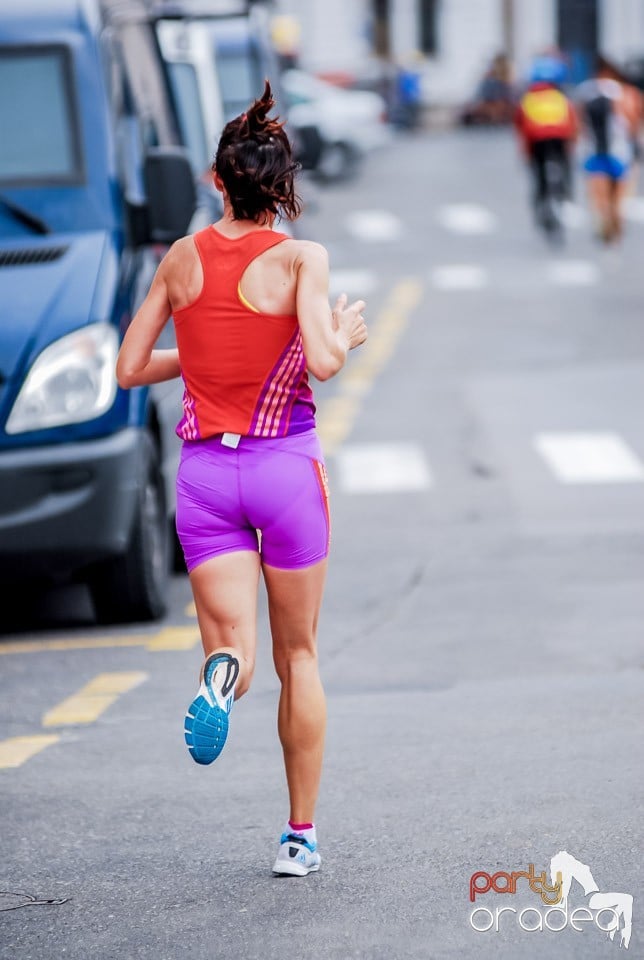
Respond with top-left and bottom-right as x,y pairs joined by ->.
89,434 -> 169,624
316,142 -> 357,182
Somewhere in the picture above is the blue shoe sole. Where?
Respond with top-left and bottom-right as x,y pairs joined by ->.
184,653 -> 238,765
184,694 -> 230,765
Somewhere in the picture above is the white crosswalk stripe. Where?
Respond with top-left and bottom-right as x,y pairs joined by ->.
559,201 -> 588,229
624,196 -> 644,222
436,203 -> 497,234
546,259 -> 599,286
427,258 -> 602,291
431,264 -> 489,290
329,269 -> 377,297
328,433 -> 644,493
344,209 -> 403,242
433,197 -> 644,232
534,432 -> 644,484
335,443 -> 432,493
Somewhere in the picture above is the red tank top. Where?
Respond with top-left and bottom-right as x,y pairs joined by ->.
173,226 -> 315,441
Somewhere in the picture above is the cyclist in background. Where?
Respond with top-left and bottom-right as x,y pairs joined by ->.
515,55 -> 577,238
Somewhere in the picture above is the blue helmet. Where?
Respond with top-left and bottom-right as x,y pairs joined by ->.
530,56 -> 568,85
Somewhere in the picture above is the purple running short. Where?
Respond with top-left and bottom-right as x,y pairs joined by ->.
176,428 -> 330,572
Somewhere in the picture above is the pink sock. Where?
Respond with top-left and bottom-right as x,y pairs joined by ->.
284,821 -> 317,847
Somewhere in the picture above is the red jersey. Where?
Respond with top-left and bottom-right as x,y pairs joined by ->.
174,227 -> 316,441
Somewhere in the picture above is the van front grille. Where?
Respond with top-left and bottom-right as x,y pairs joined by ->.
0,246 -> 69,267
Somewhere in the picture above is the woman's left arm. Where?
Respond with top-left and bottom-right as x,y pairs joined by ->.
116,254 -> 181,388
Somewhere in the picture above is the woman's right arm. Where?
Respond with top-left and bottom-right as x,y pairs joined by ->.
295,242 -> 367,381
116,249 -> 181,388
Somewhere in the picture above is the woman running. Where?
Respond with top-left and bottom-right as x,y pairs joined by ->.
116,82 -> 367,876
577,57 -> 637,243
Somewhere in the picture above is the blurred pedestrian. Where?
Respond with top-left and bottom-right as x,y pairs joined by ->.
515,55 -> 577,236
576,56 -> 639,243
393,54 -> 423,130
461,52 -> 515,126
116,82 -> 367,877
588,57 -> 644,194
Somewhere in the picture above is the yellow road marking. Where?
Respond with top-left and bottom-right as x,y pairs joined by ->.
0,635 -> 149,656
0,735 -> 60,770
184,601 -> 197,618
146,626 -> 200,651
317,277 -> 423,455
42,671 -> 147,727
0,624 -> 201,656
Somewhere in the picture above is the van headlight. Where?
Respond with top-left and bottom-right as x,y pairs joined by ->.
6,324 -> 119,434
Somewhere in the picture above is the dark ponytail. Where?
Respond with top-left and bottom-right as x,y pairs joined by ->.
214,80 -> 302,223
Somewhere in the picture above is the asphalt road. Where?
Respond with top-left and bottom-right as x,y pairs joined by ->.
1,127 -> 643,960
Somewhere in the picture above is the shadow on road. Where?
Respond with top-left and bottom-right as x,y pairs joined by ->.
0,582 -> 96,636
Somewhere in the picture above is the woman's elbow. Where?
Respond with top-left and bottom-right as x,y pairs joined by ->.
305,346 -> 346,381
307,358 -> 342,382
116,358 -> 138,390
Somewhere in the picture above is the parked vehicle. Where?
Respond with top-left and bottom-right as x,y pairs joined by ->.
281,69 -> 390,181
206,5 -> 283,122
152,1 -> 295,232
0,0 -> 195,622
154,12 -> 226,229
150,0 -> 281,140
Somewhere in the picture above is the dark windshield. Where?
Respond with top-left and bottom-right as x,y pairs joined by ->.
0,46 -> 83,185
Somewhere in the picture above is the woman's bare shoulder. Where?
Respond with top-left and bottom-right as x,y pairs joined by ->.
282,238 -> 329,271
163,235 -> 198,271
159,236 -> 202,308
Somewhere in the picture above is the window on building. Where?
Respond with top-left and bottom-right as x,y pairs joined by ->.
419,0 -> 439,56
372,0 -> 390,58
557,0 -> 598,79
557,0 -> 598,52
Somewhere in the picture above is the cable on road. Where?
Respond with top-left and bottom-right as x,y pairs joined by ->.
0,890 -> 70,912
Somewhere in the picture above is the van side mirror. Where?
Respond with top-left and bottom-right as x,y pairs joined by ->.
143,147 -> 196,243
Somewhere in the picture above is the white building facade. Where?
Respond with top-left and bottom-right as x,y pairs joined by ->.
272,0 -> 644,104
600,0 -> 644,60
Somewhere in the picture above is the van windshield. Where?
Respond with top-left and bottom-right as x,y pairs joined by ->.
167,61 -> 209,174
0,47 -> 83,185
215,46 -> 263,121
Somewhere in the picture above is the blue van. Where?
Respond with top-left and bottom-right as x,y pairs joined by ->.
0,0 -> 195,622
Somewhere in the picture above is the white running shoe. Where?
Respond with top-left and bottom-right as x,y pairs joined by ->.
272,833 -> 321,877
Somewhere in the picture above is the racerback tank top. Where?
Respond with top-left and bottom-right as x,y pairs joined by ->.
173,226 -> 316,441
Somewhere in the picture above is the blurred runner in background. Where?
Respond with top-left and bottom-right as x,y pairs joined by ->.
587,57 -> 644,194
576,56 -> 641,243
